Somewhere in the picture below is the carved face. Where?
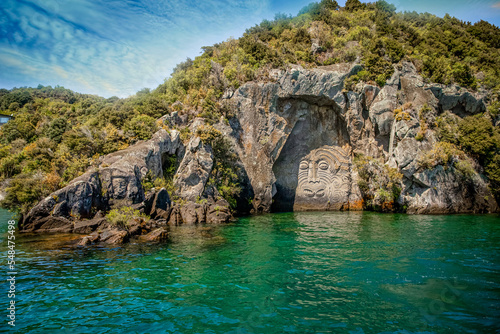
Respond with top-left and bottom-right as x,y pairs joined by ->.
295,146 -> 350,210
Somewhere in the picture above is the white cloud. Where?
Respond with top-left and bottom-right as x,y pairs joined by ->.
1,0 -> 272,97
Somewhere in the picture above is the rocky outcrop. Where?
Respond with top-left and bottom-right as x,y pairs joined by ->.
173,136 -> 214,201
222,61 -> 497,214
20,129 -> 183,231
403,165 -> 498,214
21,123 -> 234,244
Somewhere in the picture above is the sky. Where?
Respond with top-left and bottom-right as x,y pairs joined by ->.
0,0 -> 499,98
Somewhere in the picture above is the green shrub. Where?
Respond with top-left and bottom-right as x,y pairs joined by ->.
353,153 -> 402,211
124,114 -> 158,141
436,111 -> 460,144
1,173 -> 45,214
458,115 -> 499,163
455,160 -> 475,178
418,142 -> 470,170
105,207 -> 148,228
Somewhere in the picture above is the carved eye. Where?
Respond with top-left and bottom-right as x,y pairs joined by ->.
299,161 -> 309,170
318,161 -> 329,170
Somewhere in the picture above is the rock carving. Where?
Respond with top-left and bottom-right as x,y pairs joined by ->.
294,145 -> 351,210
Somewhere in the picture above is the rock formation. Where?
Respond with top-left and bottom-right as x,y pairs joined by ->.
19,61 -> 499,244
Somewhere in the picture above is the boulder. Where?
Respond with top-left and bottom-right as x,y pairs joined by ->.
168,205 -> 183,226
180,202 -> 201,225
77,236 -> 92,246
27,216 -> 74,233
74,218 -> 108,234
149,188 -> 171,219
404,165 -> 498,214
206,199 -> 232,224
99,228 -> 129,244
429,85 -> 486,116
174,136 -> 214,201
76,231 -> 100,246
139,228 -> 169,243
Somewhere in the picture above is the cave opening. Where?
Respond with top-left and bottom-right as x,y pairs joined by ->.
271,98 -> 350,212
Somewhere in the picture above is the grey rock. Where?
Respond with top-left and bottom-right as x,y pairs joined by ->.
404,165 -> 497,214
150,188 -> 171,219
168,205 -> 183,226
174,136 -> 214,201
139,228 -> 168,243
100,228 -> 129,244
430,85 -> 486,116
74,218 -> 108,234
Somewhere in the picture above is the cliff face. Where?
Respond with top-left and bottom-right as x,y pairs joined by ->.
220,61 -> 497,214
20,61 -> 498,238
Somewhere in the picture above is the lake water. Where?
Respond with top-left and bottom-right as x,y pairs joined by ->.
0,209 -> 499,333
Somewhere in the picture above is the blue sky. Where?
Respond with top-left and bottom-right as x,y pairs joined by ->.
0,0 -> 499,98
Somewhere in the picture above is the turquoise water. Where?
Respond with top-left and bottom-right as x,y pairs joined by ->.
1,210 -> 499,333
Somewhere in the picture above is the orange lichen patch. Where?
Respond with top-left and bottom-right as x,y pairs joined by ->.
244,142 -> 253,152
381,201 -> 394,211
348,199 -> 364,211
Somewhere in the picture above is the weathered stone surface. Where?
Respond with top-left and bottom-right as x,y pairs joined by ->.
174,136 -> 214,201
168,205 -> 183,226
100,228 -> 129,244
404,165 -> 498,214
429,85 -> 486,116
22,216 -> 74,233
99,129 -> 181,207
180,202 -> 201,225
74,218 -> 108,234
77,236 -> 92,246
21,171 -> 102,231
150,188 -> 171,219
206,199 -> 232,224
388,138 -> 432,177
139,228 -> 168,243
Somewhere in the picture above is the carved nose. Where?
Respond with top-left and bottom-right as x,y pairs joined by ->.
308,163 -> 319,182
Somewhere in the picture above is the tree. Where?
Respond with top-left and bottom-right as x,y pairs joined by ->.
458,115 -> 499,163
345,0 -> 364,12
124,115 -> 158,141
47,117 -> 68,143
375,0 -> 396,13
320,0 -> 339,10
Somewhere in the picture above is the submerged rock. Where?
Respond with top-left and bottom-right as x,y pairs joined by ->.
139,228 -> 168,243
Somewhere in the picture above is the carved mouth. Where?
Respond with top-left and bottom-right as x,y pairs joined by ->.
303,188 -> 325,198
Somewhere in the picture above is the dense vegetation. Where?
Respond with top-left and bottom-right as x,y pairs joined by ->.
0,86 -> 162,213
0,0 -> 499,213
